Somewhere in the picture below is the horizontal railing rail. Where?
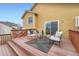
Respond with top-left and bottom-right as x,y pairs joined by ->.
11,29 -> 27,38
0,34 -> 12,44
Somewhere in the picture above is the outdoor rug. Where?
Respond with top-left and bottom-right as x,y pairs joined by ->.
25,37 -> 54,53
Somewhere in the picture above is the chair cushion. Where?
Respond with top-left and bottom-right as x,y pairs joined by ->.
27,30 -> 31,35
30,34 -> 36,36
49,36 -> 60,41
55,31 -> 63,38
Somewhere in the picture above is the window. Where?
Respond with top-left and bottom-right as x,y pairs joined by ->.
75,16 -> 79,27
28,16 -> 33,24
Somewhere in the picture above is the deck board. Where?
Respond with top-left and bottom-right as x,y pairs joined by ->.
48,45 -> 79,56
6,44 -> 16,56
4,44 -> 16,56
0,45 -> 3,56
1,44 -> 7,56
8,41 -> 27,56
3,44 -> 9,56
0,44 -> 16,56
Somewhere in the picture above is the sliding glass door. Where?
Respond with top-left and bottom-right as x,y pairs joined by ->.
45,20 -> 59,35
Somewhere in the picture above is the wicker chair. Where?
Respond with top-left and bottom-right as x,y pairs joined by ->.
49,31 -> 63,45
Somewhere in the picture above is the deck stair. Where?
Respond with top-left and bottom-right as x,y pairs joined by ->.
0,44 -> 16,56
7,37 -> 79,56
8,41 -> 27,56
11,39 -> 51,56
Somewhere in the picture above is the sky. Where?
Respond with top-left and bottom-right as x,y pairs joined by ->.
0,3 -> 33,26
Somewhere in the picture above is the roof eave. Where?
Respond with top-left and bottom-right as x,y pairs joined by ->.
21,3 -> 37,19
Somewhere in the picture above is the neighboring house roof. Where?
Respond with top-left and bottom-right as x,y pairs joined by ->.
0,21 -> 20,28
21,3 -> 37,19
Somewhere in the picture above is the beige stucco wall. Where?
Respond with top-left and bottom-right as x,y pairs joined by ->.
22,3 -> 79,38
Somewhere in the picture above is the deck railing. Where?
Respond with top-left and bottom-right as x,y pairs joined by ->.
69,29 -> 79,53
0,29 -> 27,44
0,34 -> 12,44
11,29 -> 27,38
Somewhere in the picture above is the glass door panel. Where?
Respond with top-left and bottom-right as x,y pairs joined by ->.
50,22 -> 58,35
45,20 -> 58,35
45,23 -> 51,35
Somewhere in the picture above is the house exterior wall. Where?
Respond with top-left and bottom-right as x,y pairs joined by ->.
22,3 -> 79,38
0,23 -> 12,34
23,13 -> 37,29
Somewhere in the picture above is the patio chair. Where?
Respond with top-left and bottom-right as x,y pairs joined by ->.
49,31 -> 63,45
27,30 -> 39,40
27,30 -> 33,40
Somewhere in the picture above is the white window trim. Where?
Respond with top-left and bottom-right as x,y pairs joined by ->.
33,15 -> 35,27
75,16 -> 79,28
44,20 -> 59,35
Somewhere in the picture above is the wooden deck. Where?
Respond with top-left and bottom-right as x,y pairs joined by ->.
0,29 -> 77,56
8,41 -> 27,56
0,36 -> 78,56
61,38 -> 77,52
12,37 -> 52,56
11,36 -> 79,56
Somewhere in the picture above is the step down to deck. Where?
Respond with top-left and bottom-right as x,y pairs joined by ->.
0,44 -> 16,56
12,39 -> 56,56
8,41 -> 27,56
4,44 -> 17,56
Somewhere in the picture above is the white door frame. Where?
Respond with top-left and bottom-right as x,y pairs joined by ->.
44,20 -> 59,35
